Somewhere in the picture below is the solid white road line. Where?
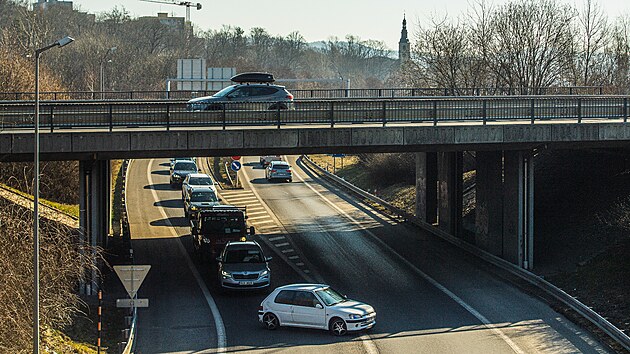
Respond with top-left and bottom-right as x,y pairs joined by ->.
146,159 -> 226,353
292,159 -> 525,354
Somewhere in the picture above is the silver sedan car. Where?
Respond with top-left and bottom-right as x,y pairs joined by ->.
187,84 -> 294,111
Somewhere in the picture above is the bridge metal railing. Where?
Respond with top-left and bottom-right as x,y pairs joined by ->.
0,96 -> 628,131
299,155 -> 630,352
0,86 -> 619,101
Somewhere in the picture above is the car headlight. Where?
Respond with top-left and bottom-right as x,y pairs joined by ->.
190,206 -> 198,211
202,238 -> 212,244
349,314 -> 363,319
260,270 -> 269,277
173,174 -> 180,178
221,270 -> 232,278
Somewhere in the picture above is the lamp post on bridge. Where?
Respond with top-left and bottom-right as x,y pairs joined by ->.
33,35 -> 74,354
99,47 -> 116,99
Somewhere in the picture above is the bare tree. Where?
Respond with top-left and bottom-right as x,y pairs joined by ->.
415,16 -> 474,92
487,0 -> 576,93
572,0 -> 610,85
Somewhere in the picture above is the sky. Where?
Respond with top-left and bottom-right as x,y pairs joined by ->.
70,0 -> 630,50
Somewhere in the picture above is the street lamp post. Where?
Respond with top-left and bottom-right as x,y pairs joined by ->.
99,47 -> 116,99
33,35 -> 74,354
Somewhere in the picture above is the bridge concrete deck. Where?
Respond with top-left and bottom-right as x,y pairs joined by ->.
2,119 -> 630,161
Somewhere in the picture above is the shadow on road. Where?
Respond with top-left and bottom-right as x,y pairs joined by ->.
144,183 -> 175,191
153,199 -> 183,208
152,170 -> 170,176
149,216 -> 189,227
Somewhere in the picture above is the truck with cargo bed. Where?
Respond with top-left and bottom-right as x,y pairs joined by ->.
191,205 -> 255,259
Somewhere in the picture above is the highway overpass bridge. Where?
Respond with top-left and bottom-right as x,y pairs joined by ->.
1,95 -> 629,293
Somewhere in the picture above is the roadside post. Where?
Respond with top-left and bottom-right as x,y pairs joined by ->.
231,157 -> 242,188
331,154 -> 345,174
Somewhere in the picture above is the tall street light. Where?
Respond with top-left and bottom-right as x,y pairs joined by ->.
33,35 -> 74,354
100,47 -> 116,99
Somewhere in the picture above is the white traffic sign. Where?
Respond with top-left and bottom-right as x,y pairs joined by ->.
117,298 -> 149,308
114,265 -> 151,299
230,160 -> 242,172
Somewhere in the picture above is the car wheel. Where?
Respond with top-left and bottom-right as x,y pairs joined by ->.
263,313 -> 279,330
330,318 -> 347,336
268,103 -> 288,110
287,179 -> 292,183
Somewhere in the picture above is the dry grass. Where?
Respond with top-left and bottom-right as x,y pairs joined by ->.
0,199 -> 101,352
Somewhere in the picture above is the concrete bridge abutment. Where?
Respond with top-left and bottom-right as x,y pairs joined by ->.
79,159 -> 111,295
437,152 -> 463,237
414,152 -> 437,224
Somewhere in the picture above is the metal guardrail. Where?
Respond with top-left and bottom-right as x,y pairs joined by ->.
0,96 -> 628,131
0,86 -> 618,101
299,155 -> 630,352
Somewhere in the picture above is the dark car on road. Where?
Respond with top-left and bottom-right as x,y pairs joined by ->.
170,160 -> 198,187
184,186 -> 220,219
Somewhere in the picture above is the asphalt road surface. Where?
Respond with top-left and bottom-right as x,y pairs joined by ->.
125,156 -> 611,353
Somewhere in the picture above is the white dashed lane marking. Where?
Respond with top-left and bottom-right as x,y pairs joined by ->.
217,181 -> 315,282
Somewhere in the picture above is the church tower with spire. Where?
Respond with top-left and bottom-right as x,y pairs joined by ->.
398,14 -> 411,63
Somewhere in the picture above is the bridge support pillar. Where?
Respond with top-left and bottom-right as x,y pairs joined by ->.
475,151 -> 503,255
79,159 -> 111,295
437,152 -> 463,236
503,151 -> 534,269
415,152 -> 437,223
474,150 -> 534,269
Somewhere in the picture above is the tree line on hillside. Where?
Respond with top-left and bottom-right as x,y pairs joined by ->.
2,0 -> 629,94
0,0 -> 395,92
392,0 -> 630,93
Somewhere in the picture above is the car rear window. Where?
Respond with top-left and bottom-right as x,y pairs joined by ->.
189,177 -> 212,185
273,164 -> 290,170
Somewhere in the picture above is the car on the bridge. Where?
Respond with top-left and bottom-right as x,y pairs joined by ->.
186,73 -> 294,111
216,240 -> 272,291
182,173 -> 216,200
258,284 -> 376,336
170,160 -> 199,187
265,160 -> 292,182
183,186 -> 221,219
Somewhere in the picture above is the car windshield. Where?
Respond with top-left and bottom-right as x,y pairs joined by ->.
224,248 -> 263,263
190,191 -> 218,203
174,162 -> 197,171
189,177 -> 213,186
212,86 -> 236,98
315,287 -> 346,306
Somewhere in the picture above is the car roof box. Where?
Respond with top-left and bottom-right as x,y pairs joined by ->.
231,72 -> 275,84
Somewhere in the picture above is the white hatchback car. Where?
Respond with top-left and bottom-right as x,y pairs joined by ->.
258,284 -> 376,336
